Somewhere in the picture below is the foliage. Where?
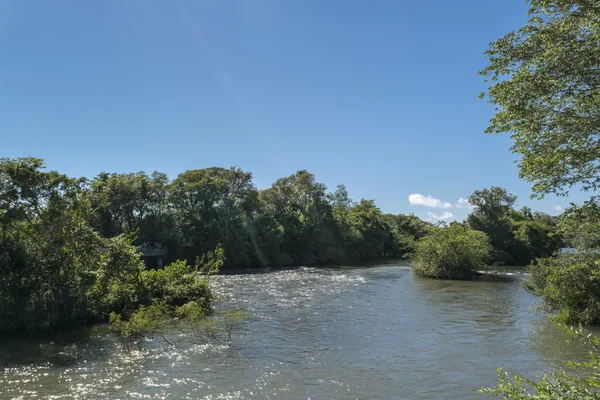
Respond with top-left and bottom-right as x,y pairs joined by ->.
526,252 -> 600,325
169,167 -> 257,267
0,158 -> 145,332
512,219 -> 560,263
481,325 -> 600,399
467,187 -> 517,264
465,186 -> 561,265
383,213 -> 431,256
109,302 -> 174,349
110,301 -> 248,350
85,166 -> 421,268
411,224 -> 491,279
1,157 -> 568,334
141,260 -> 212,309
480,1 -> 600,199
0,156 -> 221,334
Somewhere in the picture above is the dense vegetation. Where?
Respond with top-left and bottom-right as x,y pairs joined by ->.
0,157 -> 439,334
407,185 -> 562,280
0,158 -> 218,334
480,0 -> 600,326
85,166 -> 433,267
411,224 -> 491,279
480,0 -> 600,397
0,155 -> 570,332
526,251 -> 600,325
467,187 -> 562,265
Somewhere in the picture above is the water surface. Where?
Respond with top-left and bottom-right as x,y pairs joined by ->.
0,263 -> 591,399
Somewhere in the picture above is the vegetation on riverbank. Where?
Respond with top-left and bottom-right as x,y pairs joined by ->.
479,0 -> 600,396
526,252 -> 600,325
0,155 -> 573,332
479,0 -> 600,327
411,224 -> 491,279
0,157 -> 221,334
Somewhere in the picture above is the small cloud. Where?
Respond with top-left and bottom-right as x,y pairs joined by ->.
552,205 -> 563,212
409,194 -> 452,209
455,197 -> 474,209
426,211 -> 454,221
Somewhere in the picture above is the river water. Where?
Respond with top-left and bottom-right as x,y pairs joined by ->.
0,263 -> 593,399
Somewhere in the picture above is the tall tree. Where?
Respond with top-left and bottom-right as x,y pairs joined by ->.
467,187 -> 517,263
169,167 -> 257,266
480,1 -> 600,200
0,158 -> 145,332
347,200 -> 389,261
260,170 -> 344,264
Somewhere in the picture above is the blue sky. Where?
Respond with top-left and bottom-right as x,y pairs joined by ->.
0,0 -> 579,221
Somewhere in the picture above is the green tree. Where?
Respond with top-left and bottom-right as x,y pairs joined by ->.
88,172 -> 155,236
346,199 -> 389,261
169,167 -> 258,266
383,213 -> 431,256
467,187 -> 517,263
0,158 -> 145,332
0,158 -> 216,333
480,1 -> 600,200
511,219 -> 560,264
88,171 -> 180,261
260,170 -> 345,264
411,224 -> 491,280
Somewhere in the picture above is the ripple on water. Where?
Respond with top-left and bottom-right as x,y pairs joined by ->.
0,264 -> 593,400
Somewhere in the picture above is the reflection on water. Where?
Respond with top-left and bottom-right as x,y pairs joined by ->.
0,264 -> 593,399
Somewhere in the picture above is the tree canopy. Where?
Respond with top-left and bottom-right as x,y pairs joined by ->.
480,0 -> 600,199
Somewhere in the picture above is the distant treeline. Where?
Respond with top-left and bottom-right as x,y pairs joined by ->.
0,158 -> 578,332
1,158 -> 570,270
85,167 -> 569,267
77,163 -> 432,266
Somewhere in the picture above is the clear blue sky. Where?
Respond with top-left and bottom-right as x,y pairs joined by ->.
0,0 -> 579,221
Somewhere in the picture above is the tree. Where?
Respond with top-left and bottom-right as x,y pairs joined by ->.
169,167 -> 258,266
260,170 -> 345,265
383,213 -> 432,256
511,219 -> 560,264
467,187 -> 517,263
346,200 -> 389,261
411,224 -> 491,280
480,1 -> 600,200
0,158 -> 218,334
0,158 -> 146,332
88,172 -> 155,236
480,3 -> 600,395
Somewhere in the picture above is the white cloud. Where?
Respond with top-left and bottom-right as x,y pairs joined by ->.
455,197 -> 474,209
426,211 -> 454,221
552,205 -> 563,212
408,194 -> 452,209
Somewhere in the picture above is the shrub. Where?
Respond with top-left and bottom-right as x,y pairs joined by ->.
108,246 -> 228,348
411,224 -> 491,279
141,260 -> 212,310
526,252 -> 600,325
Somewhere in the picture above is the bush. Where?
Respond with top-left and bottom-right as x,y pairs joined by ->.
141,260 -> 212,310
526,252 -> 600,325
411,224 -> 491,279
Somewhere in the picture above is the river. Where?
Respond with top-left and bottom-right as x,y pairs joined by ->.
0,263 -> 592,399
